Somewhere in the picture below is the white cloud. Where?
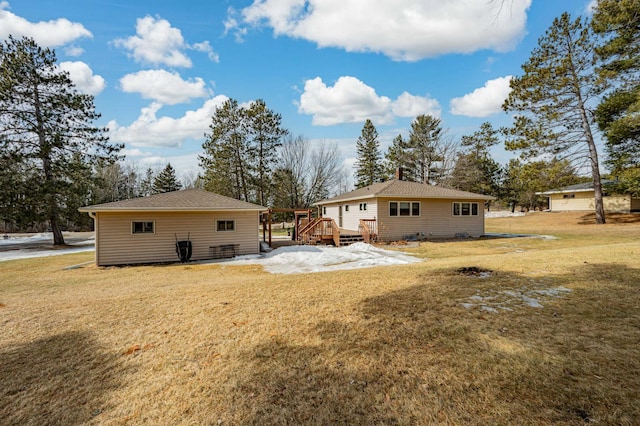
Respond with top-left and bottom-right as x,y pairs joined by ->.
392,92 -> 441,118
299,76 -> 392,125
224,7 -> 248,42
58,61 -> 106,95
450,76 -> 512,117
160,153 -> 202,177
298,76 -> 440,125
120,70 -> 210,105
191,41 -> 220,63
107,96 -> 229,148
0,1 -> 91,46
235,0 -> 531,61
113,16 -> 219,67
121,148 -> 152,157
138,156 -> 168,168
64,45 -> 84,57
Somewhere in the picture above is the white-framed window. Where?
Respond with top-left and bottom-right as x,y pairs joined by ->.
322,206 -> 326,215
359,203 -> 367,211
389,201 -> 420,217
563,194 -> 575,199
216,220 -> 235,232
345,205 -> 349,212
452,202 -> 479,216
132,221 -> 154,234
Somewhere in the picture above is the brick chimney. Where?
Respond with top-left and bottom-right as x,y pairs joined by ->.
395,167 -> 403,181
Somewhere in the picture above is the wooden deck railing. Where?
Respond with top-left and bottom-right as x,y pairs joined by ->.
298,218 -> 339,245
331,220 -> 340,247
358,219 -> 378,243
297,217 -> 321,241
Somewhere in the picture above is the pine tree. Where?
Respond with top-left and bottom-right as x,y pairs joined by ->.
354,119 -> 384,188
384,134 -> 409,180
502,158 -> 581,211
0,37 -> 121,244
200,99 -> 252,201
406,115 -> 445,184
201,98 -> 289,204
245,99 -> 288,206
152,163 -> 182,194
139,168 -> 156,197
592,0 -> 640,171
503,13 -> 606,224
451,123 -> 502,203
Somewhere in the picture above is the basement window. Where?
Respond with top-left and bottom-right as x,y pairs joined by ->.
132,221 -> 154,234
216,220 -> 235,232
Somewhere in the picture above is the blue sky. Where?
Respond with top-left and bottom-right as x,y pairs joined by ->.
2,0 -> 595,183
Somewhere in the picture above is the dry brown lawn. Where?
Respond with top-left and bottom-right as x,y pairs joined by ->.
1,211 -> 639,425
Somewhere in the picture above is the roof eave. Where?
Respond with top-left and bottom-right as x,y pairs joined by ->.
315,194 -> 495,205
536,189 -> 594,195
315,194 -> 376,205
78,207 -> 265,213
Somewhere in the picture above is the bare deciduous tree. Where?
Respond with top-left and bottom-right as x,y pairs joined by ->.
273,135 -> 347,209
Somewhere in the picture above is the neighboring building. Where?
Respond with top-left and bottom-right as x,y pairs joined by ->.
537,181 -> 640,213
79,189 -> 266,266
315,179 -> 494,242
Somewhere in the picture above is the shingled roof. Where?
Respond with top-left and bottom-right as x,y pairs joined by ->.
315,179 -> 494,205
537,180 -> 616,195
79,189 -> 266,212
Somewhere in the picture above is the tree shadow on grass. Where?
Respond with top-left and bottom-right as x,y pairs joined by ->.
0,331 -> 129,426
229,264 -> 640,424
577,212 -> 640,225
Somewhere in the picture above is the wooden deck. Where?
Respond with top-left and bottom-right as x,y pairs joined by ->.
295,218 -> 377,247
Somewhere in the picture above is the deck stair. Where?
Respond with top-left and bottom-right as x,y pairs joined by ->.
338,233 -> 365,246
298,218 -> 376,246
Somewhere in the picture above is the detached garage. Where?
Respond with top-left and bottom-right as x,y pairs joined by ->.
79,189 -> 265,266
537,181 -> 640,213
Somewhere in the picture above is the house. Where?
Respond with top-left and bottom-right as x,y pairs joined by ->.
313,179 -> 495,243
79,189 -> 266,266
537,181 -> 640,213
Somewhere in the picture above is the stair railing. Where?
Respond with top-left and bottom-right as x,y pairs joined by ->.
331,219 -> 340,246
358,219 -> 377,243
298,218 -> 336,245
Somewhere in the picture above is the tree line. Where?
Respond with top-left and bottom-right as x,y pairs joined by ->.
0,37 -> 347,241
354,0 -> 639,222
1,0 -> 637,242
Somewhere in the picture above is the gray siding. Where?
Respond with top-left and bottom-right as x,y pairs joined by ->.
95,211 -> 259,266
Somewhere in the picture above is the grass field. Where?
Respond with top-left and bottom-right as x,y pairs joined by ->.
1,212 -> 639,425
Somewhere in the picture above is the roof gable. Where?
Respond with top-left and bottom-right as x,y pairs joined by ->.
316,179 -> 494,205
79,189 -> 266,212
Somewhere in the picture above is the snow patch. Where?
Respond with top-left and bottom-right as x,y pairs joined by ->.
227,242 -> 421,274
0,233 -> 54,245
462,286 -> 572,313
485,211 -> 525,218
0,246 -> 94,262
